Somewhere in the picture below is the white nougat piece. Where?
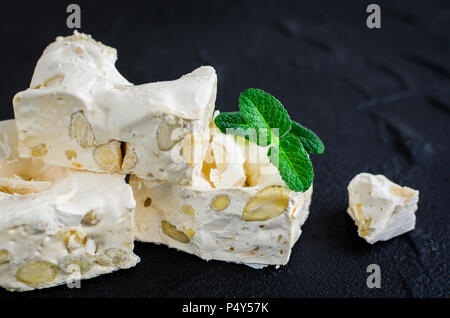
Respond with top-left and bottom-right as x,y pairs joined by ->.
132,177 -> 312,266
347,172 -> 419,244
13,31 -> 216,185
131,130 -> 313,267
0,120 -> 139,291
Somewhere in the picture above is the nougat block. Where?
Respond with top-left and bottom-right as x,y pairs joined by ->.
0,120 -> 139,291
13,31 -> 216,185
131,175 -> 312,267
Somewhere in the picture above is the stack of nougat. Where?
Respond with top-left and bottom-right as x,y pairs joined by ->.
0,31 -> 312,291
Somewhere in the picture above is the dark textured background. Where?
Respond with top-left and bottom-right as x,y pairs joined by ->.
0,0 -> 448,298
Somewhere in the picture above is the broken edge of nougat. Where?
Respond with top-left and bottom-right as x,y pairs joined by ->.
347,172 -> 419,244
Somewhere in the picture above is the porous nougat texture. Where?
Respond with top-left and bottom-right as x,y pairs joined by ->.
0,120 -> 139,291
131,176 -> 312,266
347,172 -> 419,244
131,129 -> 313,267
13,31 -> 216,185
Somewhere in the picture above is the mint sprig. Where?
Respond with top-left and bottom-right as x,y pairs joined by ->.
239,88 -> 291,144
288,121 -> 325,154
268,135 -> 314,192
214,88 -> 324,192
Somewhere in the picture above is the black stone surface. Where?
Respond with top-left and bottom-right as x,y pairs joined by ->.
0,0 -> 448,298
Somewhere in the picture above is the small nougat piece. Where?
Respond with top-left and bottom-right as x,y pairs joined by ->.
347,172 -> 419,244
0,120 -> 139,291
13,31 -> 216,185
131,129 -> 313,267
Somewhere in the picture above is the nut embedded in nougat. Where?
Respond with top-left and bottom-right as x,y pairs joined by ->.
156,122 -> 183,151
143,197 -> 152,207
390,185 -> 417,198
65,150 -> 77,160
30,143 -> 48,157
0,249 -> 11,264
210,194 -> 230,211
242,186 -> 290,221
121,142 -> 138,171
69,110 -> 95,149
43,74 -> 64,88
81,211 -> 100,226
58,228 -> 87,251
161,220 -> 190,243
351,203 -> 372,238
95,248 -> 131,268
59,255 -> 93,274
181,205 -> 195,218
183,227 -> 196,239
15,260 -> 59,287
94,141 -> 122,172
0,177 -> 52,195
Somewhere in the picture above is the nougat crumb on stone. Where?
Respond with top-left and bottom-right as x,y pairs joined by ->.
347,172 -> 419,244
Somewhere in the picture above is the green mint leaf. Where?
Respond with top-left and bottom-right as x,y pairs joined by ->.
214,112 -> 258,142
288,121 -> 325,154
239,88 -> 291,145
268,135 -> 313,192
214,112 -> 250,132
